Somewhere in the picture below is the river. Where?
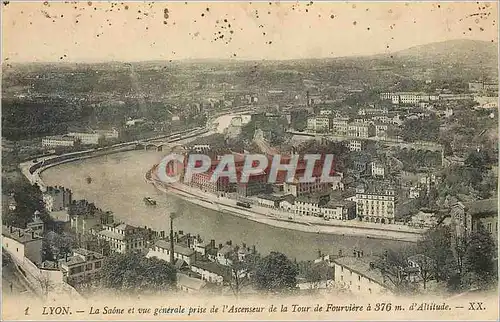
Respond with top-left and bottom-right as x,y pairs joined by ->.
41,149 -> 412,261
41,113 -> 411,261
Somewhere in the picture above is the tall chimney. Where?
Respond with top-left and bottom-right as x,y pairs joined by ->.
169,216 -> 175,264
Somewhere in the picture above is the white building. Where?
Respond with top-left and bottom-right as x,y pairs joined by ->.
176,273 -> 206,293
96,223 -> 146,254
67,132 -> 103,145
346,140 -> 363,152
331,117 -> 349,136
42,135 -> 79,148
2,225 -> 43,264
146,240 -> 196,265
307,116 -> 329,133
356,183 -> 396,224
332,256 -> 394,295
369,160 -> 386,178
190,261 -> 230,285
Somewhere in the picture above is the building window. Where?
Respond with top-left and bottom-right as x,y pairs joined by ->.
340,275 -> 343,281
341,266 -> 344,272
357,285 -> 360,291
86,263 -> 93,271
358,276 -> 361,281
95,261 -> 101,269
369,288 -> 372,294
487,223 -> 492,233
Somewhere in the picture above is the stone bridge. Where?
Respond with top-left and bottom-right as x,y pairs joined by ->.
136,141 -> 186,153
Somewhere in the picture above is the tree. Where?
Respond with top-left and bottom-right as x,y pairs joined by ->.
417,226 -> 456,283
44,231 -> 76,260
463,223 -> 497,288
302,261 -> 334,290
99,251 -> 176,294
227,250 -> 260,297
254,252 -> 298,293
465,150 -> 491,172
2,181 -> 51,228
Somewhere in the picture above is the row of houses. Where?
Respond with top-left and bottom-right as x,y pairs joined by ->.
306,115 -> 399,140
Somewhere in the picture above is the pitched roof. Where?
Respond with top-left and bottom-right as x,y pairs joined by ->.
332,256 -> 395,290
154,240 -> 195,257
464,199 -> 498,217
2,226 -> 43,244
176,273 -> 206,290
192,260 -> 231,280
218,244 -> 234,255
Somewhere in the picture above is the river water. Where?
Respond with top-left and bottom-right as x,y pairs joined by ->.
41,150 -> 411,261
41,114 -> 411,261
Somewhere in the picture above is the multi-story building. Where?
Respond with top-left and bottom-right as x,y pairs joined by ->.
43,186 -> 73,212
380,92 -> 430,106
369,160 -> 386,178
71,214 -> 101,236
293,193 -> 329,217
67,132 -> 103,145
236,169 -> 270,197
42,135 -> 79,148
356,182 -> 397,224
347,123 -> 376,138
2,225 -> 43,264
332,255 -> 394,295
283,178 -> 331,197
307,116 -> 330,133
374,123 -> 389,139
345,140 -> 363,152
96,223 -> 146,254
358,108 -> 388,116
321,200 -> 356,220
95,128 -> 120,140
146,240 -> 196,265
450,198 -> 498,246
331,118 -> 349,136
59,248 -> 104,285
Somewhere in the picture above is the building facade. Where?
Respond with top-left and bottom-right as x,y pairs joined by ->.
43,186 -> 73,212
42,135 -> 79,148
356,184 -> 396,224
332,256 -> 393,295
96,223 -> 146,254
59,248 -> 104,285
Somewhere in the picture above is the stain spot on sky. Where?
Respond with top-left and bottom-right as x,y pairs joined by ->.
330,14 -> 335,19
3,1 -> 10,6
353,21 -> 357,26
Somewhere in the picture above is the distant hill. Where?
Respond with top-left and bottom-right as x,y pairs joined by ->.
390,39 -> 497,68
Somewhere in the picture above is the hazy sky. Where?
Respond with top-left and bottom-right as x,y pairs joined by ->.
2,1 -> 498,62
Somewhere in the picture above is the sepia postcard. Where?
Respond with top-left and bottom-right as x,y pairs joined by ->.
1,1 -> 499,321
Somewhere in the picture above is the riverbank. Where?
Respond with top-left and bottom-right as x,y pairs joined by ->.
146,170 -> 424,243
